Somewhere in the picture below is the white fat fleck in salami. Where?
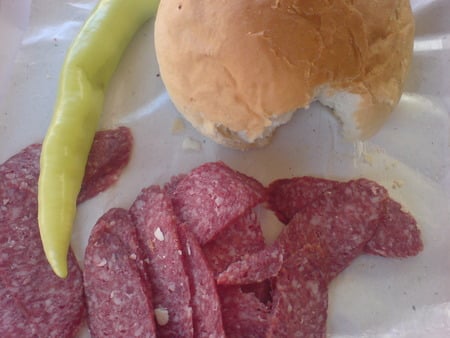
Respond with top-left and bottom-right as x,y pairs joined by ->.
170,161 -> 267,244
178,225 -> 226,338
130,186 -> 193,338
84,208 -> 157,338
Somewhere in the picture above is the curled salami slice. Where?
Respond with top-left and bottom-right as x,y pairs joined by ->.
78,126 -> 133,203
268,177 -> 340,224
268,175 -> 423,260
130,186 -> 193,338
216,246 -> 283,285
0,144 -> 85,338
202,209 -> 266,275
276,179 -> 388,280
171,161 -> 267,244
219,286 -> 270,338
365,198 -> 423,257
267,246 -> 329,338
178,225 -> 226,338
84,208 -> 156,338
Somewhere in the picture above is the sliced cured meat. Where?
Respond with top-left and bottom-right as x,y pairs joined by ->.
0,280 -> 35,337
178,225 -> 226,338
78,126 -> 133,203
0,143 -> 41,211
130,186 -> 193,338
266,246 -> 329,338
217,246 -> 283,285
276,179 -> 388,280
87,207 -> 150,285
219,286 -> 270,338
365,198 -> 423,257
267,176 -> 340,224
84,208 -> 156,338
268,176 -> 423,259
202,209 -> 266,275
0,144 -> 85,338
170,161 -> 267,244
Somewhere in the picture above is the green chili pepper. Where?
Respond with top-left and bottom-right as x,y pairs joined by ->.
38,0 -> 160,278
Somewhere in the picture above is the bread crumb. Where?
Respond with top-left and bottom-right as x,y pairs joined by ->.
171,118 -> 185,133
363,153 -> 373,165
392,179 -> 404,189
182,137 -> 202,151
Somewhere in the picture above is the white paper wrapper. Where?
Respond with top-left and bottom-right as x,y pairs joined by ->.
0,0 -> 449,337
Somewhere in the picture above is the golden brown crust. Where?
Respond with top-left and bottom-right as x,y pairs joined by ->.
155,0 -> 414,148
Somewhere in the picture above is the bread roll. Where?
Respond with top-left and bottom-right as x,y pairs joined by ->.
154,0 -> 415,150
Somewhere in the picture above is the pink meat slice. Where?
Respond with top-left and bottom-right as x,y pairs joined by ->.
365,198 -> 423,257
78,126 -> 133,203
216,245 -> 283,285
267,176 -> 340,224
0,279 -> 38,337
130,185 -> 193,338
84,208 -> 156,338
266,246 -> 329,338
178,225 -> 226,338
276,179 -> 388,280
202,209 -> 266,275
268,176 -> 423,259
0,144 -> 85,338
219,286 -> 270,338
170,161 -> 267,244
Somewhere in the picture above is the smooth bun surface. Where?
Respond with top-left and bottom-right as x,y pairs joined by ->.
154,0 -> 414,149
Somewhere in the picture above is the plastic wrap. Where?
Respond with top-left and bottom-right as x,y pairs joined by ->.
0,0 -> 449,336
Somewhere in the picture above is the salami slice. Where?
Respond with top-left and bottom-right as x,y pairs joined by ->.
276,179 -> 388,280
178,225 -> 226,338
78,126 -> 133,203
84,208 -> 156,338
219,286 -> 270,338
266,246 -> 329,338
269,175 -> 423,259
216,246 -> 283,285
170,161 -> 267,244
0,144 -> 85,338
268,176 -> 340,224
202,209 -> 266,275
0,280 -> 33,337
130,185 -> 193,338
365,198 -> 423,257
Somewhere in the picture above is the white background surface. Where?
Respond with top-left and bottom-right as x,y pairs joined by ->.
0,0 -> 449,337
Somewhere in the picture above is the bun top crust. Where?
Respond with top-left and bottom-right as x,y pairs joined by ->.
154,0 -> 414,146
